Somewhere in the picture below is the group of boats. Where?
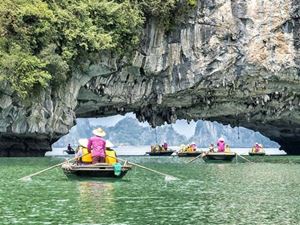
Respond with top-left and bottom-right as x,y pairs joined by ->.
146,144 -> 265,159
146,150 -> 265,157
146,149 -> 237,161
60,144 -> 265,180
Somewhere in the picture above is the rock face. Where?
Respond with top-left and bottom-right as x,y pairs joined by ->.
0,0 -> 299,155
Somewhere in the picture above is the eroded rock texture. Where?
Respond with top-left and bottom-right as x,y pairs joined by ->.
0,0 -> 299,155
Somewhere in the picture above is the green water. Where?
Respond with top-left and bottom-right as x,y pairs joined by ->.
1,156 -> 300,225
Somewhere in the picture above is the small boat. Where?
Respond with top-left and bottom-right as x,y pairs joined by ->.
249,151 -> 265,156
63,149 -> 75,154
202,152 -> 236,162
62,162 -> 132,178
249,145 -> 265,156
177,151 -> 203,157
146,150 -> 175,156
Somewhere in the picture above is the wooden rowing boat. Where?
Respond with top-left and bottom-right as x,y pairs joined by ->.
202,152 -> 236,162
177,151 -> 203,157
61,163 -> 132,178
145,150 -> 175,156
63,149 -> 75,154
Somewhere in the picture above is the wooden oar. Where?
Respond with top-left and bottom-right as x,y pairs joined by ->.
236,153 -> 253,163
187,151 -> 251,163
186,152 -> 206,163
107,155 -> 179,181
19,153 -> 88,181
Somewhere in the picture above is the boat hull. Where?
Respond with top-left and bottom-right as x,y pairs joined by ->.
146,151 -> 174,156
177,152 -> 202,157
249,152 -> 265,156
62,163 -> 132,178
202,152 -> 236,162
64,150 -> 75,154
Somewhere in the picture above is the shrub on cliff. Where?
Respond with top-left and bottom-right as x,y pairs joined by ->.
139,0 -> 196,28
0,0 -> 143,98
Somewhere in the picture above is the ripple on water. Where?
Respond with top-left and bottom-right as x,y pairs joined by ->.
0,157 -> 300,224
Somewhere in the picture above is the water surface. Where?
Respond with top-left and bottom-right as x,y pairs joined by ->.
0,156 -> 299,224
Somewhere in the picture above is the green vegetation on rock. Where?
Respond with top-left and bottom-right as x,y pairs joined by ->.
0,0 -> 143,98
0,0 -> 196,98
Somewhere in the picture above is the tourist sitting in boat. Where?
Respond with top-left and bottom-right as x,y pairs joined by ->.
255,143 -> 260,152
162,141 -> 168,151
208,144 -> 215,152
217,137 -> 225,152
225,144 -> 231,152
87,128 -> 107,164
151,145 -> 164,152
76,139 -> 92,164
179,144 -> 187,152
105,140 -> 118,165
252,143 -> 263,153
179,143 -> 196,152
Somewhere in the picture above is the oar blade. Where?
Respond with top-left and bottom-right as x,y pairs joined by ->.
19,176 -> 32,182
165,175 -> 179,182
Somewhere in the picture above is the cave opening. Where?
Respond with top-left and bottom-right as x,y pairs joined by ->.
50,113 -> 281,156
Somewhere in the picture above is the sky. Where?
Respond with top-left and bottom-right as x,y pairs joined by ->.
84,113 -> 197,138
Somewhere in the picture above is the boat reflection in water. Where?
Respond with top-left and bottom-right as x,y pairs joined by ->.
78,181 -> 115,222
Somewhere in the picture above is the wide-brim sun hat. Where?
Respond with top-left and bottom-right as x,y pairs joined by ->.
78,138 -> 88,148
93,128 -> 106,137
106,140 -> 114,148
218,137 -> 225,142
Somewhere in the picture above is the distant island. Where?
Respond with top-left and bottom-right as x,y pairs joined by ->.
53,117 -> 279,148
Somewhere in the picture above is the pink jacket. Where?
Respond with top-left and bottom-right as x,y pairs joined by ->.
217,141 -> 225,152
255,145 -> 260,152
87,136 -> 106,157
190,144 -> 197,151
162,143 -> 168,150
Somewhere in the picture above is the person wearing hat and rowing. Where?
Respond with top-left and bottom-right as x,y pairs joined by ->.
162,141 -> 168,151
87,128 -> 107,164
217,137 -> 225,152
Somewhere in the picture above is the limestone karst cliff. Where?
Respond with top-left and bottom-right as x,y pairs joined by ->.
0,0 -> 299,156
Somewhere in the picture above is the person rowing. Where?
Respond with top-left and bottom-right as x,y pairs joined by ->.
87,128 -> 107,164
217,137 -> 225,152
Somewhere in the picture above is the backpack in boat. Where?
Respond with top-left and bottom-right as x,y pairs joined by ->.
113,163 -> 122,176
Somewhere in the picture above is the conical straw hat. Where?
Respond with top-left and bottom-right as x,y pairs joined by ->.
92,128 -> 106,137
78,138 -> 88,148
106,140 -> 114,148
